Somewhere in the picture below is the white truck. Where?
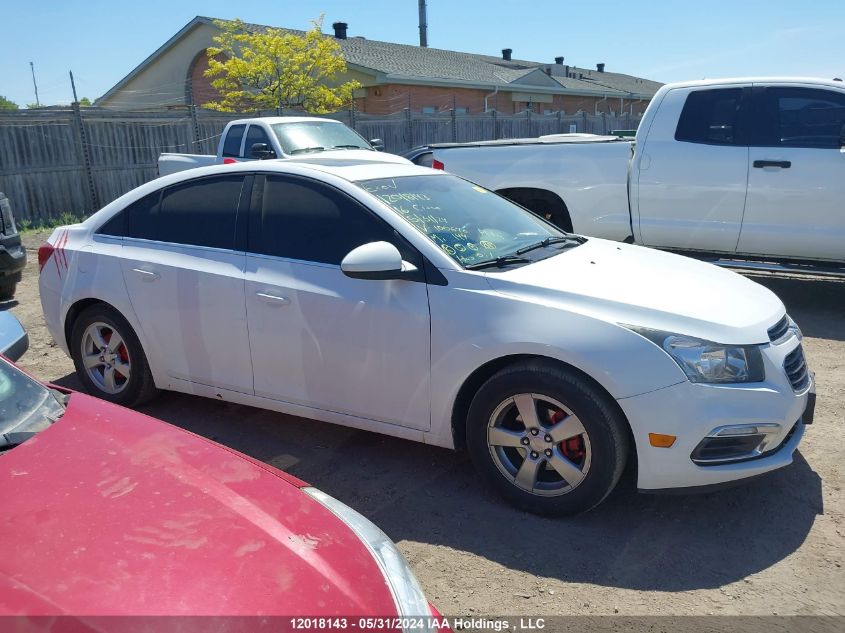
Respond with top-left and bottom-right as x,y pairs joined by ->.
158,116 -> 407,176
431,77 -> 845,271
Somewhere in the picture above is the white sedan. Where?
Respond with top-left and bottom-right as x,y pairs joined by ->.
38,159 -> 813,515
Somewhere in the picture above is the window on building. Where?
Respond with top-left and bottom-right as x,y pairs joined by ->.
421,106 -> 437,114
454,107 -> 469,115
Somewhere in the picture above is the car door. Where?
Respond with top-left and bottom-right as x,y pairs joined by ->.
737,85 -> 845,262
244,173 -> 432,431
119,175 -> 254,394
636,87 -> 750,253
242,124 -> 277,160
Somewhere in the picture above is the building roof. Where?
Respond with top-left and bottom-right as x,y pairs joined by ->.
231,17 -> 661,97
99,16 -> 662,105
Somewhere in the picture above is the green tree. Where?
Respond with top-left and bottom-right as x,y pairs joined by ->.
0,95 -> 19,110
204,17 -> 360,114
79,97 -> 92,106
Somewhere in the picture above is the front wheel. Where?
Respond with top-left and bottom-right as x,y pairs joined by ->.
466,360 -> 628,516
70,304 -> 158,407
0,280 -> 16,301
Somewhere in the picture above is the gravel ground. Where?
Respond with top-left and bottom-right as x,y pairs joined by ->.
5,230 -> 844,619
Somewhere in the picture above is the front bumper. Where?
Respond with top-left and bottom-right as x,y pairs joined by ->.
617,336 -> 810,491
0,233 -> 26,281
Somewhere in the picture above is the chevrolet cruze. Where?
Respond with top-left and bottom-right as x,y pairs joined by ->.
38,159 -> 814,515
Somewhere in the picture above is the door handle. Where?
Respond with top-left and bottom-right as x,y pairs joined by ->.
256,291 -> 290,305
132,268 -> 160,281
753,160 -> 791,169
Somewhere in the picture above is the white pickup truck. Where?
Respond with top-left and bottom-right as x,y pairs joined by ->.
158,116 -> 407,176
431,77 -> 845,270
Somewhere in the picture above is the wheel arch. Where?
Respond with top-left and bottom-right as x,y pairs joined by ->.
495,187 -> 573,232
450,353 -> 636,470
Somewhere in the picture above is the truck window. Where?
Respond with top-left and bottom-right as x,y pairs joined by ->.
222,124 -> 246,158
753,87 -> 845,149
245,125 -> 274,157
675,88 -> 745,145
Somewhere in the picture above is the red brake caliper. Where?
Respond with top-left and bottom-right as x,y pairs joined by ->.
103,330 -> 129,378
551,410 -> 586,463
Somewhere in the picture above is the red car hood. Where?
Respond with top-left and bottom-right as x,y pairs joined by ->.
0,393 -> 397,616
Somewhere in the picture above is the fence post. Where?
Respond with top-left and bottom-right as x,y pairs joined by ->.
404,107 -> 412,149
189,103 -> 201,150
349,104 -> 357,131
557,110 -> 563,134
71,102 -> 98,212
581,111 -> 588,133
492,109 -> 498,140
451,108 -> 457,142
527,109 -> 533,137
601,111 -> 607,135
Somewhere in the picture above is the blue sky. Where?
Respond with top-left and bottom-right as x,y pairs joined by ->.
2,0 -> 843,106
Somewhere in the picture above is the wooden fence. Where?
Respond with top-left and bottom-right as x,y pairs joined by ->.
0,107 -> 640,223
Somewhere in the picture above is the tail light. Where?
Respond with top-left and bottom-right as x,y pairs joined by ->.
432,158 -> 445,170
223,158 -> 238,165
38,242 -> 54,273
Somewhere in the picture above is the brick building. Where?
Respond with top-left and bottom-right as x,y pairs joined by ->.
97,16 -> 662,115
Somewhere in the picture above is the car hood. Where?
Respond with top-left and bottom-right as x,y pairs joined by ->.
0,393 -> 397,616
485,238 -> 784,345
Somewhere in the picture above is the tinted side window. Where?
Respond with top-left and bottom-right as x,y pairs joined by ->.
222,124 -> 246,158
129,176 -> 244,249
106,191 -> 160,238
675,88 -> 745,145
755,87 -> 845,149
249,176 -> 412,265
245,125 -> 273,156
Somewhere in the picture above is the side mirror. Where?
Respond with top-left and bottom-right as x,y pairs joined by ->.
370,138 -> 385,152
341,242 -> 417,280
251,142 -> 276,159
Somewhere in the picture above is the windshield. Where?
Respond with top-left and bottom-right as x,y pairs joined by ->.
271,121 -> 373,155
0,357 -> 64,441
359,175 -> 572,267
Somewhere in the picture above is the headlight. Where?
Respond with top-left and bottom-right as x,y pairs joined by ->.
626,327 -> 765,384
303,487 -> 435,633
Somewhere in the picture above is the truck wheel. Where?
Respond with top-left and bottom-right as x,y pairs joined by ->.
70,304 -> 158,407
466,360 -> 628,516
0,281 -> 16,301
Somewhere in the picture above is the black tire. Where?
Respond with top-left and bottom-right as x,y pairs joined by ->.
0,281 -> 16,301
466,359 -> 628,516
70,303 -> 158,407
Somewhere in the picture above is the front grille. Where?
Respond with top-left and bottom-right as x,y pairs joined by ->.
784,345 -> 810,392
768,315 -> 790,343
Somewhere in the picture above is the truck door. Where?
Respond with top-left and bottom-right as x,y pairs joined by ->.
738,85 -> 845,262
635,87 -> 750,253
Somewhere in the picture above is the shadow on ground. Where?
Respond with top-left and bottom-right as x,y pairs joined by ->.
51,372 -> 823,594
746,274 -> 845,341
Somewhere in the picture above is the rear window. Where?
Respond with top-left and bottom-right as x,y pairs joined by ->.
675,88 -> 745,145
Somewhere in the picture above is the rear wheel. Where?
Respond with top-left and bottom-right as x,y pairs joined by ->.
70,304 -> 158,407
467,360 -> 628,516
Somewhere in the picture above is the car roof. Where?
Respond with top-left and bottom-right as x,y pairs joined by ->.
228,116 -> 344,126
663,76 -> 845,90
172,159 -> 443,184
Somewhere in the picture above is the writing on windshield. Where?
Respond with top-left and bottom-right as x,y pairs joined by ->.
360,176 -> 561,265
